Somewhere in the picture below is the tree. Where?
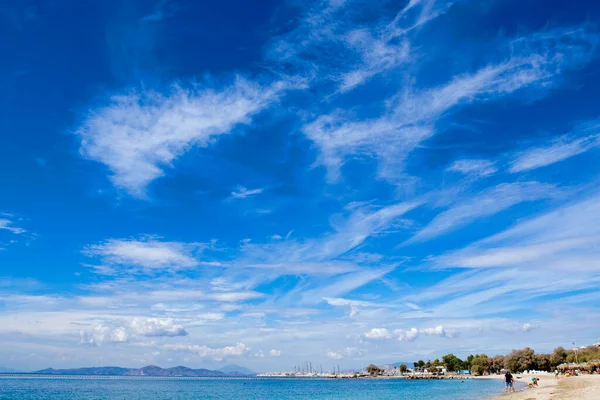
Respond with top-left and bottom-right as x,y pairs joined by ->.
442,354 -> 464,372
505,348 -> 536,372
417,360 -> 425,369
470,354 -> 489,375
578,345 -> 600,362
366,364 -> 379,376
535,354 -> 552,372
465,354 -> 475,371
399,364 -> 408,373
489,356 -> 505,374
551,346 -> 567,366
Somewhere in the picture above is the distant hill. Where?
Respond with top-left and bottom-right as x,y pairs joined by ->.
0,367 -> 18,373
30,365 -> 254,377
389,361 -> 414,367
218,364 -> 256,376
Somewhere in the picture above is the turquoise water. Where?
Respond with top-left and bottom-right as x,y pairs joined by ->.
0,377 -> 504,399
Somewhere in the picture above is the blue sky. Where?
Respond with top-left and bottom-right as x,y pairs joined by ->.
1,0 -> 600,372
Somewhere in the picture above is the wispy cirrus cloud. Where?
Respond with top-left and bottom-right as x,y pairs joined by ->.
0,213 -> 26,235
237,200 -> 421,275
405,181 -> 556,245
77,78 -> 293,197
338,31 -> 411,93
338,0 -> 467,92
436,190 -> 600,271
230,186 -> 265,199
405,190 -> 600,323
268,0 -> 458,93
304,27 -> 598,182
447,159 -> 497,177
509,121 -> 600,173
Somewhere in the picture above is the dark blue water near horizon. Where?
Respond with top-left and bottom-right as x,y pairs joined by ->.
0,377 -> 505,399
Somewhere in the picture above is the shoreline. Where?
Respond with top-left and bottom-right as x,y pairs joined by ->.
257,372 -> 481,379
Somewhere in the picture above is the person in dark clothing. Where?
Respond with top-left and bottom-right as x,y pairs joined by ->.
505,371 -> 515,393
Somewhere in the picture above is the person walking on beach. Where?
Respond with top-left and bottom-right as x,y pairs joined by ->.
505,370 -> 515,393
555,369 -> 559,379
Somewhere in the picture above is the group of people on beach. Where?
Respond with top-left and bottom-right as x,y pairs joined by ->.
504,371 -> 516,393
505,370 -> 540,393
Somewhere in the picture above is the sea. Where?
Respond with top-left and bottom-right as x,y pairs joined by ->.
0,377 -> 505,399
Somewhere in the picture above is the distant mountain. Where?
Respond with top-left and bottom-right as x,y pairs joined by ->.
30,365 -> 248,377
218,364 -> 256,376
0,367 -> 18,373
390,361 -> 414,367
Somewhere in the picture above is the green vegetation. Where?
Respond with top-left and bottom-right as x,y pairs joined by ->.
420,345 -> 600,375
366,364 -> 384,376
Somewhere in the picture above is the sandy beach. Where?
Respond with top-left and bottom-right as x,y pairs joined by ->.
489,374 -> 600,400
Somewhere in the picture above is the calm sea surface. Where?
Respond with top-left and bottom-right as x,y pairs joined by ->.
0,377 -> 505,399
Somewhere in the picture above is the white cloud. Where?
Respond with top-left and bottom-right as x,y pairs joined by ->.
394,327 -> 419,342
81,325 -> 129,345
393,326 -> 454,341
406,182 -> 555,244
521,323 -> 535,332
78,78 -> 288,197
324,296 -> 387,317
509,127 -> 600,173
207,291 -> 264,302
269,349 -> 281,357
326,351 -> 343,359
323,297 -> 373,307
231,186 -> 265,199
364,328 -> 392,339
128,317 -> 187,337
343,347 -> 364,358
84,237 -> 204,273
447,159 -> 497,177
506,323 -> 536,333
0,214 -> 26,235
80,317 -> 187,345
420,325 -> 454,338
164,342 -> 250,361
